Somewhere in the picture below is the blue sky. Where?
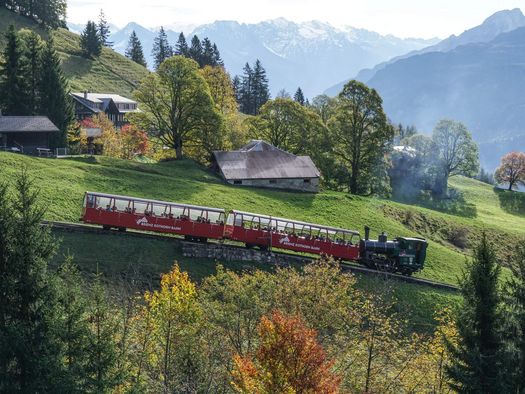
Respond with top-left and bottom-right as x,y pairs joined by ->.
67,0 -> 525,38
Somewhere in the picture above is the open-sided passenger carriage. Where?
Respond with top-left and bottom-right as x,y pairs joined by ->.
81,192 -> 226,241
225,210 -> 361,261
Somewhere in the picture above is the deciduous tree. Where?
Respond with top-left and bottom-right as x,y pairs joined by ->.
131,56 -> 220,159
328,80 -> 394,195
431,119 -> 479,197
246,98 -> 325,155
231,310 -> 341,393
494,151 -> 525,191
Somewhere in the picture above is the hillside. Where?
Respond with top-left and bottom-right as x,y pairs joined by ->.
1,152 -> 524,287
0,8 -> 149,97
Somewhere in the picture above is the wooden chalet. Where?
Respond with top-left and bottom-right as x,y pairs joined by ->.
71,92 -> 139,128
0,115 -> 59,155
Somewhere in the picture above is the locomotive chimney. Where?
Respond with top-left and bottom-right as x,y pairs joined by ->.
364,226 -> 370,240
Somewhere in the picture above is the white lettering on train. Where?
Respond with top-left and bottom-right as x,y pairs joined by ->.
136,217 -> 181,231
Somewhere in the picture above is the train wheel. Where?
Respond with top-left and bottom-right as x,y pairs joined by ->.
184,235 -> 193,242
200,237 -> 208,243
259,245 -> 268,251
245,243 -> 254,249
118,227 -> 126,232
102,225 -> 111,231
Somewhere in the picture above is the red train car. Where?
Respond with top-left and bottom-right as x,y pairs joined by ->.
225,210 -> 361,261
81,192 -> 226,241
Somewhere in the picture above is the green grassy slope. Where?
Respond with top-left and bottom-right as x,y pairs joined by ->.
2,152 -> 524,286
0,8 -> 149,97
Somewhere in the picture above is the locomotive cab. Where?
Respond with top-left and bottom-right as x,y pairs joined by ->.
359,226 -> 427,275
395,237 -> 428,274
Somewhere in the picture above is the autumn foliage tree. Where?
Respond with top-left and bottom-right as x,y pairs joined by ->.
494,151 -> 525,191
231,310 -> 341,394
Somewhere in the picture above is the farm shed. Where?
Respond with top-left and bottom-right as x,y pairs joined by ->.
0,116 -> 59,155
212,140 -> 320,192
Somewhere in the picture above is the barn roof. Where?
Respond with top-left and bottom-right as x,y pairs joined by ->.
0,116 -> 59,133
213,140 -> 320,180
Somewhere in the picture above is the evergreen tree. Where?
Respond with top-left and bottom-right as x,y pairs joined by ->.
85,274 -> 121,392
3,0 -> 67,28
446,233 -> 505,393
188,35 -> 203,67
97,9 -> 112,47
21,30 -> 43,115
152,26 -> 173,70
55,257 -> 91,392
294,87 -> 306,106
251,59 -> 270,115
201,37 -> 215,66
504,244 -> 525,392
125,30 -> 147,67
0,171 -> 63,392
175,32 -> 189,57
212,43 -> 223,66
232,75 -> 242,105
239,62 -> 254,114
80,21 -> 102,58
39,38 -> 74,147
0,25 -> 31,115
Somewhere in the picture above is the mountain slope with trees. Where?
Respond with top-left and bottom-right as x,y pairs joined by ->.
0,7 -> 149,97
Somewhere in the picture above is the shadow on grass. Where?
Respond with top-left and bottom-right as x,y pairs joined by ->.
495,187 -> 525,217
393,188 -> 477,218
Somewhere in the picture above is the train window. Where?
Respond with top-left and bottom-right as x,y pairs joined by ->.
171,206 -> 185,218
86,194 -> 96,208
189,209 -> 201,221
234,180 -> 242,185
269,179 -> 277,184
152,204 -> 166,216
111,198 -> 127,212
98,197 -> 112,210
133,201 -> 148,214
234,214 -> 243,226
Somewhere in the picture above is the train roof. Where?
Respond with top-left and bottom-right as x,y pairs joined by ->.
230,209 -> 360,235
85,191 -> 226,213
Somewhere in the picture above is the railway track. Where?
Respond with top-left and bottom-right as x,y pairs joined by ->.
43,220 -> 459,292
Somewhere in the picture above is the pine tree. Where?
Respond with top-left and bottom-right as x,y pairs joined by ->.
232,75 -> 242,105
201,37 -> 215,66
85,274 -> 121,392
80,21 -> 102,58
252,59 -> 270,115
97,9 -> 112,47
39,38 -> 74,146
294,87 -> 305,106
239,62 -> 253,115
504,244 -> 525,392
55,257 -> 91,392
175,32 -> 189,57
188,35 -> 203,67
152,26 -> 173,70
0,25 -> 31,115
0,171 -> 63,392
212,43 -> 223,66
125,30 -> 147,67
21,30 -> 43,115
446,233 -> 505,393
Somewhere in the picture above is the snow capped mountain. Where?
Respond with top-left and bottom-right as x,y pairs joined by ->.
107,19 -> 437,96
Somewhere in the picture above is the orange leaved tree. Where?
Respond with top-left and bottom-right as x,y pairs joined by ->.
231,309 -> 341,394
494,151 -> 525,191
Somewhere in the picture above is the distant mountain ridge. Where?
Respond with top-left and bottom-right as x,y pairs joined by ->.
361,23 -> 525,169
325,8 -> 525,95
104,19 -> 437,97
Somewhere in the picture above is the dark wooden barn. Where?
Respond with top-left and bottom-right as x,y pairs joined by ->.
0,116 -> 59,155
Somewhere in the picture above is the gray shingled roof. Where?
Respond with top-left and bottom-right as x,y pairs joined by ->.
213,141 -> 320,180
0,116 -> 59,133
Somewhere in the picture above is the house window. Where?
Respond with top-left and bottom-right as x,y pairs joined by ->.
269,179 -> 277,184
234,180 -> 242,185
303,179 -> 311,183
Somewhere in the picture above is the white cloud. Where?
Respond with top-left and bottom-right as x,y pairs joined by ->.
67,0 -> 525,38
